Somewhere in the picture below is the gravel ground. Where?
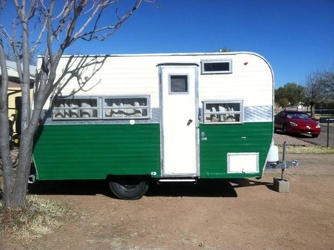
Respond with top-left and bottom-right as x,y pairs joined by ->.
273,133 -> 314,147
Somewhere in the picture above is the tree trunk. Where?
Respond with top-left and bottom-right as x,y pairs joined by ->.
4,131 -> 35,209
310,104 -> 315,118
1,12 -> 38,210
0,36 -> 16,207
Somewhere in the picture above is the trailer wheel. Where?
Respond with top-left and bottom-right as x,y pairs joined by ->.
108,177 -> 149,200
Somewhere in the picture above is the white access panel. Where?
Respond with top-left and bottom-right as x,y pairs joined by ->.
227,153 -> 259,173
160,66 -> 198,176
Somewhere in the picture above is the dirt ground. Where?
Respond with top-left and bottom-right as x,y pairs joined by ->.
1,152 -> 333,250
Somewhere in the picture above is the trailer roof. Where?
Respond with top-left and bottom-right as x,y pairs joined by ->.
37,51 -> 263,58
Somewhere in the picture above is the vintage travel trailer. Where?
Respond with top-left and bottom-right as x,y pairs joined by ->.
32,52 -> 277,199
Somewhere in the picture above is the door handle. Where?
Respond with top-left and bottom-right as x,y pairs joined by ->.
187,119 -> 193,126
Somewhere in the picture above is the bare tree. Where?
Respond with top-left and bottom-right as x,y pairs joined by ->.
322,69 -> 334,102
305,67 -> 334,117
0,0 -> 156,210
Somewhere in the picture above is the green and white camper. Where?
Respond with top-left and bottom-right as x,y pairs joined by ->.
32,52 -> 278,199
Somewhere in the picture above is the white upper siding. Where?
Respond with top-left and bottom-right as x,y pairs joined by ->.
38,52 -> 274,110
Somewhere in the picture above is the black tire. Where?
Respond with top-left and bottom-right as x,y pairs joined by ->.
283,124 -> 288,135
109,177 -> 149,200
311,134 -> 319,138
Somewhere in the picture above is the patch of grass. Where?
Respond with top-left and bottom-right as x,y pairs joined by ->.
278,145 -> 334,154
0,195 -> 71,241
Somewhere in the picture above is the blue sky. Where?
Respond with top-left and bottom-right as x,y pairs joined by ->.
2,0 -> 334,89
73,0 -> 333,89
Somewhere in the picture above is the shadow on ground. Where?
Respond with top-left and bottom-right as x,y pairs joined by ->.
28,178 -> 274,199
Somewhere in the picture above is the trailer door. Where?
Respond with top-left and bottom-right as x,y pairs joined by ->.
159,65 -> 198,176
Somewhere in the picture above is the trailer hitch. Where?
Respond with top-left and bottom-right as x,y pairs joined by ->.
265,160 -> 299,171
265,141 -> 299,171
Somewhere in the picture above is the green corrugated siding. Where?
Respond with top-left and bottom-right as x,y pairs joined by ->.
33,122 -> 272,181
199,122 -> 273,178
33,123 -> 161,180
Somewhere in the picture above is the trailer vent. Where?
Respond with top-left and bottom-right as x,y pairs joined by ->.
227,153 -> 259,174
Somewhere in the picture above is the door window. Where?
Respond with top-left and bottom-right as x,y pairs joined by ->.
170,75 -> 188,93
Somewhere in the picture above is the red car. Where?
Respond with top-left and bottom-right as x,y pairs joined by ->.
274,110 -> 321,138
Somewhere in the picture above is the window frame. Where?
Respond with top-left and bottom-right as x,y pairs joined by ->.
102,95 -> 150,120
52,95 -> 151,120
52,96 -> 100,120
202,99 -> 243,124
201,60 -> 232,74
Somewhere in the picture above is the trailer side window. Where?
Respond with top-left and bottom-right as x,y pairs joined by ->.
53,97 -> 99,119
203,100 -> 243,124
52,96 -> 150,120
201,60 -> 232,74
103,96 -> 150,119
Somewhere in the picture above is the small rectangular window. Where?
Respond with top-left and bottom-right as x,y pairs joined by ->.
201,60 -> 232,74
103,96 -> 150,119
53,97 -> 99,120
170,75 -> 188,93
203,100 -> 243,124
